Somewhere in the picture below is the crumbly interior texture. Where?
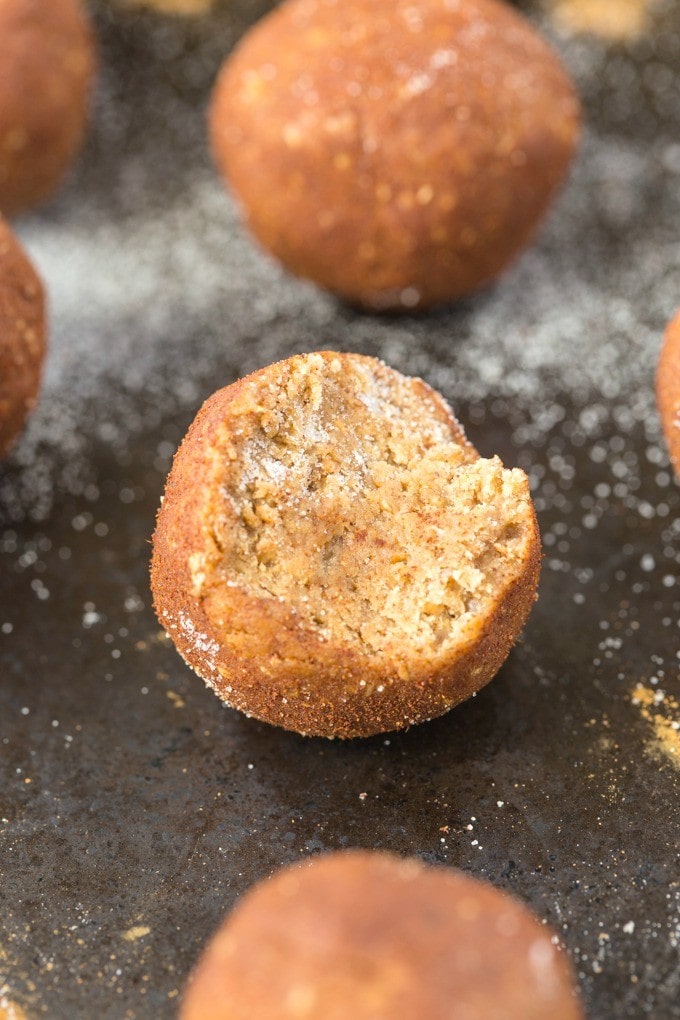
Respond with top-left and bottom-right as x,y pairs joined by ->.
194,353 -> 535,672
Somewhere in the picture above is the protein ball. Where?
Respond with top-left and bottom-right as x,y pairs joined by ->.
209,0 -> 581,311
657,310 -> 680,479
181,851 -> 585,1020
0,217 -> 46,458
151,351 -> 541,739
0,0 -> 97,218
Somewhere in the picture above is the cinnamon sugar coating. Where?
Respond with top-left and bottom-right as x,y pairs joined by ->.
657,311 -> 680,479
209,0 -> 581,311
151,352 -> 540,738
0,218 -> 46,458
0,0 -> 96,217
181,851 -> 584,1020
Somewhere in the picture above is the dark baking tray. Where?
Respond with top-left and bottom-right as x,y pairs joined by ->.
1,2 -> 679,1017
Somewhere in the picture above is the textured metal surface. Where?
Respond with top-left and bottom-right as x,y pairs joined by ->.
1,2 -> 679,1017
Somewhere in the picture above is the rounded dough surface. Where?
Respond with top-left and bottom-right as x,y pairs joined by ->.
181,851 -> 585,1020
0,217 -> 46,458
0,0 -> 96,217
209,0 -> 581,310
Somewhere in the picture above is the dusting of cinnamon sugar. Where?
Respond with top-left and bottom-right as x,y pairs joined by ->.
631,684 -> 680,765
549,0 -> 657,41
166,689 -> 186,708
121,925 -> 151,942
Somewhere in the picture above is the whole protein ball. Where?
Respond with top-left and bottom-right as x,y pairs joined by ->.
209,0 -> 581,311
0,217 -> 46,458
657,310 -> 680,479
0,0 -> 97,218
180,851 -> 585,1020
151,351 -> 541,739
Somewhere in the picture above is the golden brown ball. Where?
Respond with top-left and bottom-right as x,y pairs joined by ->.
0,0 -> 97,218
209,0 -> 581,311
151,351 -> 541,738
181,851 -> 585,1020
0,217 -> 46,458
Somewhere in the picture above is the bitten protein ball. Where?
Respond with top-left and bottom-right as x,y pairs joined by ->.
209,0 -> 581,311
0,218 -> 46,458
657,310 -> 680,479
181,851 -> 585,1020
151,351 -> 541,739
0,0 -> 97,217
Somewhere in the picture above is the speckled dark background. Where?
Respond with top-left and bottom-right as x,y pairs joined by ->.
1,1 -> 679,1018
